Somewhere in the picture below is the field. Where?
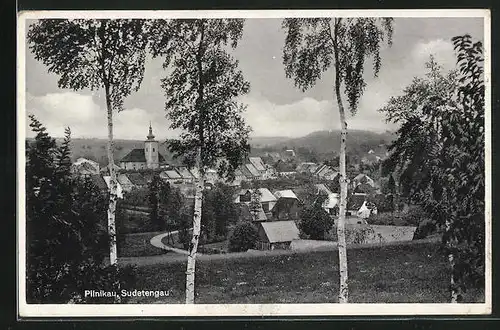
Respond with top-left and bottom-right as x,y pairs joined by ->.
128,241 -> 484,304
118,232 -> 167,258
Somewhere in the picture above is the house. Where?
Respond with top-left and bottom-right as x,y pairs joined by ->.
238,203 -> 269,222
117,173 -> 134,192
274,189 -> 299,200
357,200 -> 378,219
238,165 -> 254,181
346,194 -> 367,216
275,160 -> 296,177
284,149 -> 296,158
126,172 -> 148,188
353,182 -> 377,195
119,124 -> 166,170
248,157 -> 267,178
314,184 -> 339,215
271,197 -> 302,221
315,183 -> 333,195
257,220 -> 300,250
244,163 -> 260,180
296,162 -> 317,174
234,188 -> 277,213
176,167 -> 194,183
71,158 -> 100,177
314,164 -> 338,180
352,173 -> 375,188
160,169 -> 182,185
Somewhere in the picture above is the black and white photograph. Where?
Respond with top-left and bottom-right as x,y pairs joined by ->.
17,10 -> 491,317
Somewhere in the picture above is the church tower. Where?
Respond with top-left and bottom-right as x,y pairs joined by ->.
144,122 -> 159,169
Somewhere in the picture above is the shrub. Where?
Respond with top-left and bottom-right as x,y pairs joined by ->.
228,222 -> 258,252
299,199 -> 334,240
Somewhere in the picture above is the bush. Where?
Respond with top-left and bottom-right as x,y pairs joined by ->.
228,222 -> 258,252
368,206 -> 436,239
299,202 -> 334,240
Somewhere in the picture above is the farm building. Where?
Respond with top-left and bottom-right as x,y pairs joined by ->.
257,220 -> 300,250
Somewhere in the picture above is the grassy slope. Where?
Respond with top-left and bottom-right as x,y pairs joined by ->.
129,242 -> 484,304
118,232 -> 167,258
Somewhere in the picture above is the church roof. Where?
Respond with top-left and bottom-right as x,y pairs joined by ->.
120,148 -> 165,163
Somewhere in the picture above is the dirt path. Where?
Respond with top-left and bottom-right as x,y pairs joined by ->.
121,236 -> 440,267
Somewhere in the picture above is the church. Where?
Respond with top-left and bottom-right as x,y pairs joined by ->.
119,124 -> 165,170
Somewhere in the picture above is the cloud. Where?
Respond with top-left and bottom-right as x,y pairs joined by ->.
241,94 -> 395,137
25,91 -> 175,140
412,38 -> 457,70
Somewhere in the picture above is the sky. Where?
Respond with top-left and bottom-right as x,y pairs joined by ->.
23,16 -> 484,140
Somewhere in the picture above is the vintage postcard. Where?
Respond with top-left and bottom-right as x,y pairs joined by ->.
17,9 -> 491,317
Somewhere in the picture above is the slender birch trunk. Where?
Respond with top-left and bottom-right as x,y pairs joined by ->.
446,219 -> 460,303
105,83 -> 118,266
186,147 -> 204,304
333,18 -> 349,303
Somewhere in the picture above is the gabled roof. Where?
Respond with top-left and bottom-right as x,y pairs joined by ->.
239,165 -> 253,179
117,173 -> 133,185
248,157 -> 266,172
120,148 -> 165,163
161,169 -> 182,180
347,194 -> 366,211
353,183 -> 376,194
258,188 -> 277,203
126,173 -> 148,186
274,189 -> 298,199
260,220 -> 300,243
315,183 -> 333,195
176,167 -> 194,179
245,163 -> 260,177
89,174 -> 108,190
240,203 -> 268,222
353,173 -> 375,186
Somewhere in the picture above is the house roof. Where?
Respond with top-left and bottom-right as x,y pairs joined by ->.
296,162 -> 316,173
239,165 -> 253,179
189,167 -> 200,179
74,158 -> 99,167
89,174 -> 108,190
117,173 -> 133,185
126,173 -> 148,186
353,183 -> 376,194
315,183 -> 333,195
176,167 -> 194,179
240,203 -> 269,222
120,148 -> 165,163
248,157 -> 266,172
353,174 -> 375,186
274,189 -> 298,199
323,193 -> 339,209
259,220 -> 300,243
258,188 -> 277,203
161,169 -> 182,180
347,194 -> 366,211
245,163 -> 260,177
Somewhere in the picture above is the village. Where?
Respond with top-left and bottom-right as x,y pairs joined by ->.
70,124 -> 420,255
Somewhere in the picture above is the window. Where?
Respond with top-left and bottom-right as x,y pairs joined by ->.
153,148 -> 155,152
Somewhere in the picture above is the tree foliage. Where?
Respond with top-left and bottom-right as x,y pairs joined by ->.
150,19 -> 251,179
26,116 -> 135,303
282,17 -> 393,113
228,222 -> 258,252
202,183 -> 239,242
380,35 -> 485,300
28,19 -> 149,111
299,195 -> 334,240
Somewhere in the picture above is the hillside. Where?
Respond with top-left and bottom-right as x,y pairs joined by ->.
26,129 -> 395,167
274,130 -> 395,154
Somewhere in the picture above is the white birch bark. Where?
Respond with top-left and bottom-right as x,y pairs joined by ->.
185,147 -> 204,304
105,84 -> 118,266
332,18 -> 349,304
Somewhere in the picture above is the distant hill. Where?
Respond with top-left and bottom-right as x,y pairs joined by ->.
26,129 -> 395,167
272,130 -> 395,155
248,136 -> 290,148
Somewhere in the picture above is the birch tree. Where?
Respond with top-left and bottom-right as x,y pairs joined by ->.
28,19 -> 149,265
282,17 -> 393,303
150,19 -> 251,304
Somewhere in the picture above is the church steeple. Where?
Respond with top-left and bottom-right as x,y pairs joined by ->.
144,121 -> 159,169
147,121 -> 155,140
